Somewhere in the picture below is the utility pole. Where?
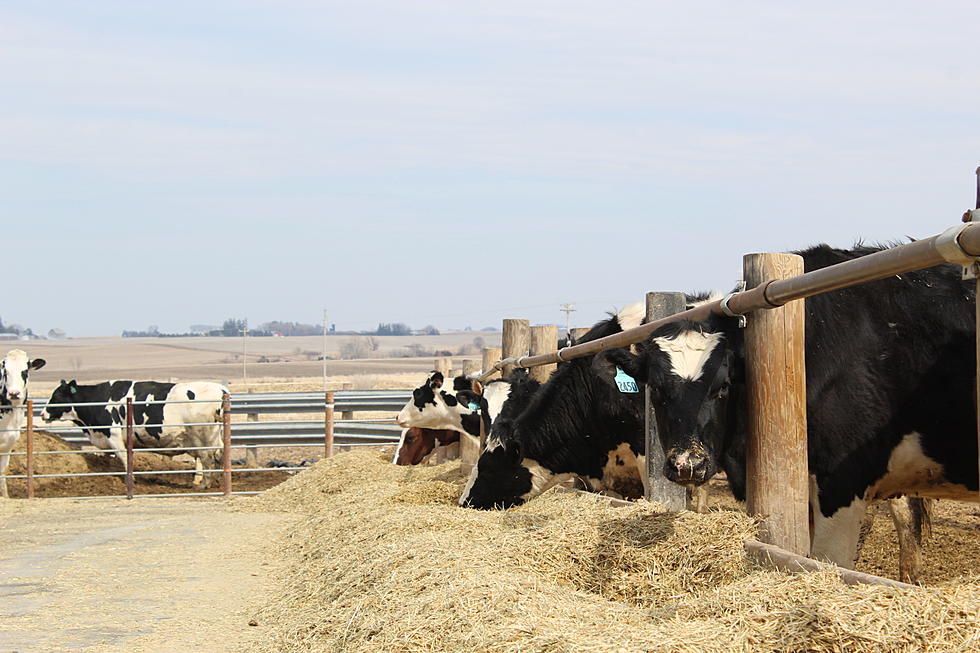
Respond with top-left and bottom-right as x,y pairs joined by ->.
559,302 -> 576,340
240,323 -> 249,387
322,309 -> 328,392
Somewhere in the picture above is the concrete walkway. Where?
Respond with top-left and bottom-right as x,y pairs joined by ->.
0,498 -> 288,653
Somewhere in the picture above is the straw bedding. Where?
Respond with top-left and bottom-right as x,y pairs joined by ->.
245,451 -> 980,652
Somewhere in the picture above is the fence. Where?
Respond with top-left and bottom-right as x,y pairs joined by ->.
471,208 -> 980,565
4,389 -> 409,500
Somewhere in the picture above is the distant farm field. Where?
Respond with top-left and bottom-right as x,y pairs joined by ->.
11,332 -> 501,392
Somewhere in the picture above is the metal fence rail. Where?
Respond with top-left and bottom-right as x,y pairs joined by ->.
11,389 -> 413,501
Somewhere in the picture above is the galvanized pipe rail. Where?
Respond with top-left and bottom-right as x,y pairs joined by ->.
478,220 -> 980,380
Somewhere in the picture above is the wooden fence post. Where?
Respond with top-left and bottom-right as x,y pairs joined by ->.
340,382 -> 354,422
462,359 -> 480,376
434,357 -> 452,377
324,390 -> 335,458
501,319 -> 530,378
25,401 -> 34,499
125,397 -> 135,500
644,292 -> 689,511
528,325 -> 558,383
482,347 -> 501,380
744,253 -> 809,556
569,327 -> 591,344
222,393 -> 232,496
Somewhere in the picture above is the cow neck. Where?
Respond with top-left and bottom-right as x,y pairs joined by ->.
71,382 -> 116,426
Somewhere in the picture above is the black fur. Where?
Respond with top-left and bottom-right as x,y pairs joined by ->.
598,244 -> 978,521
461,308 -> 647,509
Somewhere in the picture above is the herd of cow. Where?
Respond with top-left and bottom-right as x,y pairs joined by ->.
0,353 -> 229,495
393,244 -> 979,584
0,242 -> 975,584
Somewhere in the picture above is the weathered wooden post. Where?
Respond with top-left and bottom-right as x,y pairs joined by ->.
462,359 -> 480,376
434,357 -> 452,377
569,327 -> 591,344
644,293 -> 689,511
324,390 -> 335,458
501,319 -> 529,378
125,397 -> 135,500
744,253 -> 809,556
222,393 -> 232,496
482,347 -> 501,380
528,325 -> 558,383
340,381 -> 354,422
25,401 -> 34,499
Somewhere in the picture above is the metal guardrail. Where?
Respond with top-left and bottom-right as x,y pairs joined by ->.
28,390 -> 410,447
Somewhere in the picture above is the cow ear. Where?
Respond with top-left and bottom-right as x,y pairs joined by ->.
471,379 -> 483,396
592,348 -> 646,388
506,440 -> 522,465
30,358 -> 46,371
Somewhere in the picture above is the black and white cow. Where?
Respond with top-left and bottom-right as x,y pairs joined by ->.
40,380 -> 229,488
459,302 -> 654,509
0,350 -> 45,497
593,244 -> 976,570
395,372 -> 515,447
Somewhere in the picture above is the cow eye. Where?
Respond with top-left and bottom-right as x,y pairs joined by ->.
714,385 -> 729,399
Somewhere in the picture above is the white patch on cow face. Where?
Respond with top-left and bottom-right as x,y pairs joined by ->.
396,391 -> 473,431
459,463 -> 480,506
653,331 -> 723,381
866,432 -> 974,501
809,475 -> 867,568
392,428 -> 409,464
482,382 -> 511,423
518,457 -> 574,502
1,349 -> 32,403
616,302 -> 645,332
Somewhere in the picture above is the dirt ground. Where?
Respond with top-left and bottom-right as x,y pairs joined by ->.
0,497 -> 294,652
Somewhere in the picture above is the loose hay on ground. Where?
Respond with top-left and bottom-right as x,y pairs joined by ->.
244,450 -> 980,653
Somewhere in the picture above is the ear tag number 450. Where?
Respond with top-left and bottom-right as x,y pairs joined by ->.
615,367 -> 639,393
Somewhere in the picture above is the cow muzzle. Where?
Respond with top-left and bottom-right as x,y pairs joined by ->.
665,450 -> 709,484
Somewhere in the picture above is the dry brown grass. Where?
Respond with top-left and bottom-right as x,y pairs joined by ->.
242,450 -> 980,653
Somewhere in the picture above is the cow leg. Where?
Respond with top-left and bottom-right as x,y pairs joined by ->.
809,481 -> 868,568
192,457 -> 205,487
888,497 -> 934,584
107,429 -> 128,470
0,453 -> 10,498
687,485 -> 709,513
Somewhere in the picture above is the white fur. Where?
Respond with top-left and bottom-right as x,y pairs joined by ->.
809,475 -> 868,567
0,350 -> 43,498
867,432 -> 974,501
653,331 -> 723,381
483,382 -> 512,423
519,457 -> 575,502
615,302 -> 645,332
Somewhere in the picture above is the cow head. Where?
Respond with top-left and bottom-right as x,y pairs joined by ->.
40,380 -> 80,423
458,421 -> 536,509
396,372 -> 487,435
392,427 -> 460,465
593,318 -> 740,487
0,349 -> 46,405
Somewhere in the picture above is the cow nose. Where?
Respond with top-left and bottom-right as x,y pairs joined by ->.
666,451 -> 707,482
396,418 -> 409,428
7,391 -> 21,400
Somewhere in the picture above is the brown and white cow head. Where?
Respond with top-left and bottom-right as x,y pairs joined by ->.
392,427 -> 461,465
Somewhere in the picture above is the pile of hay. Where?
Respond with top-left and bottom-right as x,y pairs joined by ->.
245,451 -> 980,652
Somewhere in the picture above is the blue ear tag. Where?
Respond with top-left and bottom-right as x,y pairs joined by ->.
615,367 -> 639,393
468,402 -> 481,411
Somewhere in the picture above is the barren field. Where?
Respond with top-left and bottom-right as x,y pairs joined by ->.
14,333 -> 499,388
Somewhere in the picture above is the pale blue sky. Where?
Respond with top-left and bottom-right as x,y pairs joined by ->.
2,2 -> 978,336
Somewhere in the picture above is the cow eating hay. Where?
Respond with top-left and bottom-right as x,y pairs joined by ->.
243,450 -> 980,653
